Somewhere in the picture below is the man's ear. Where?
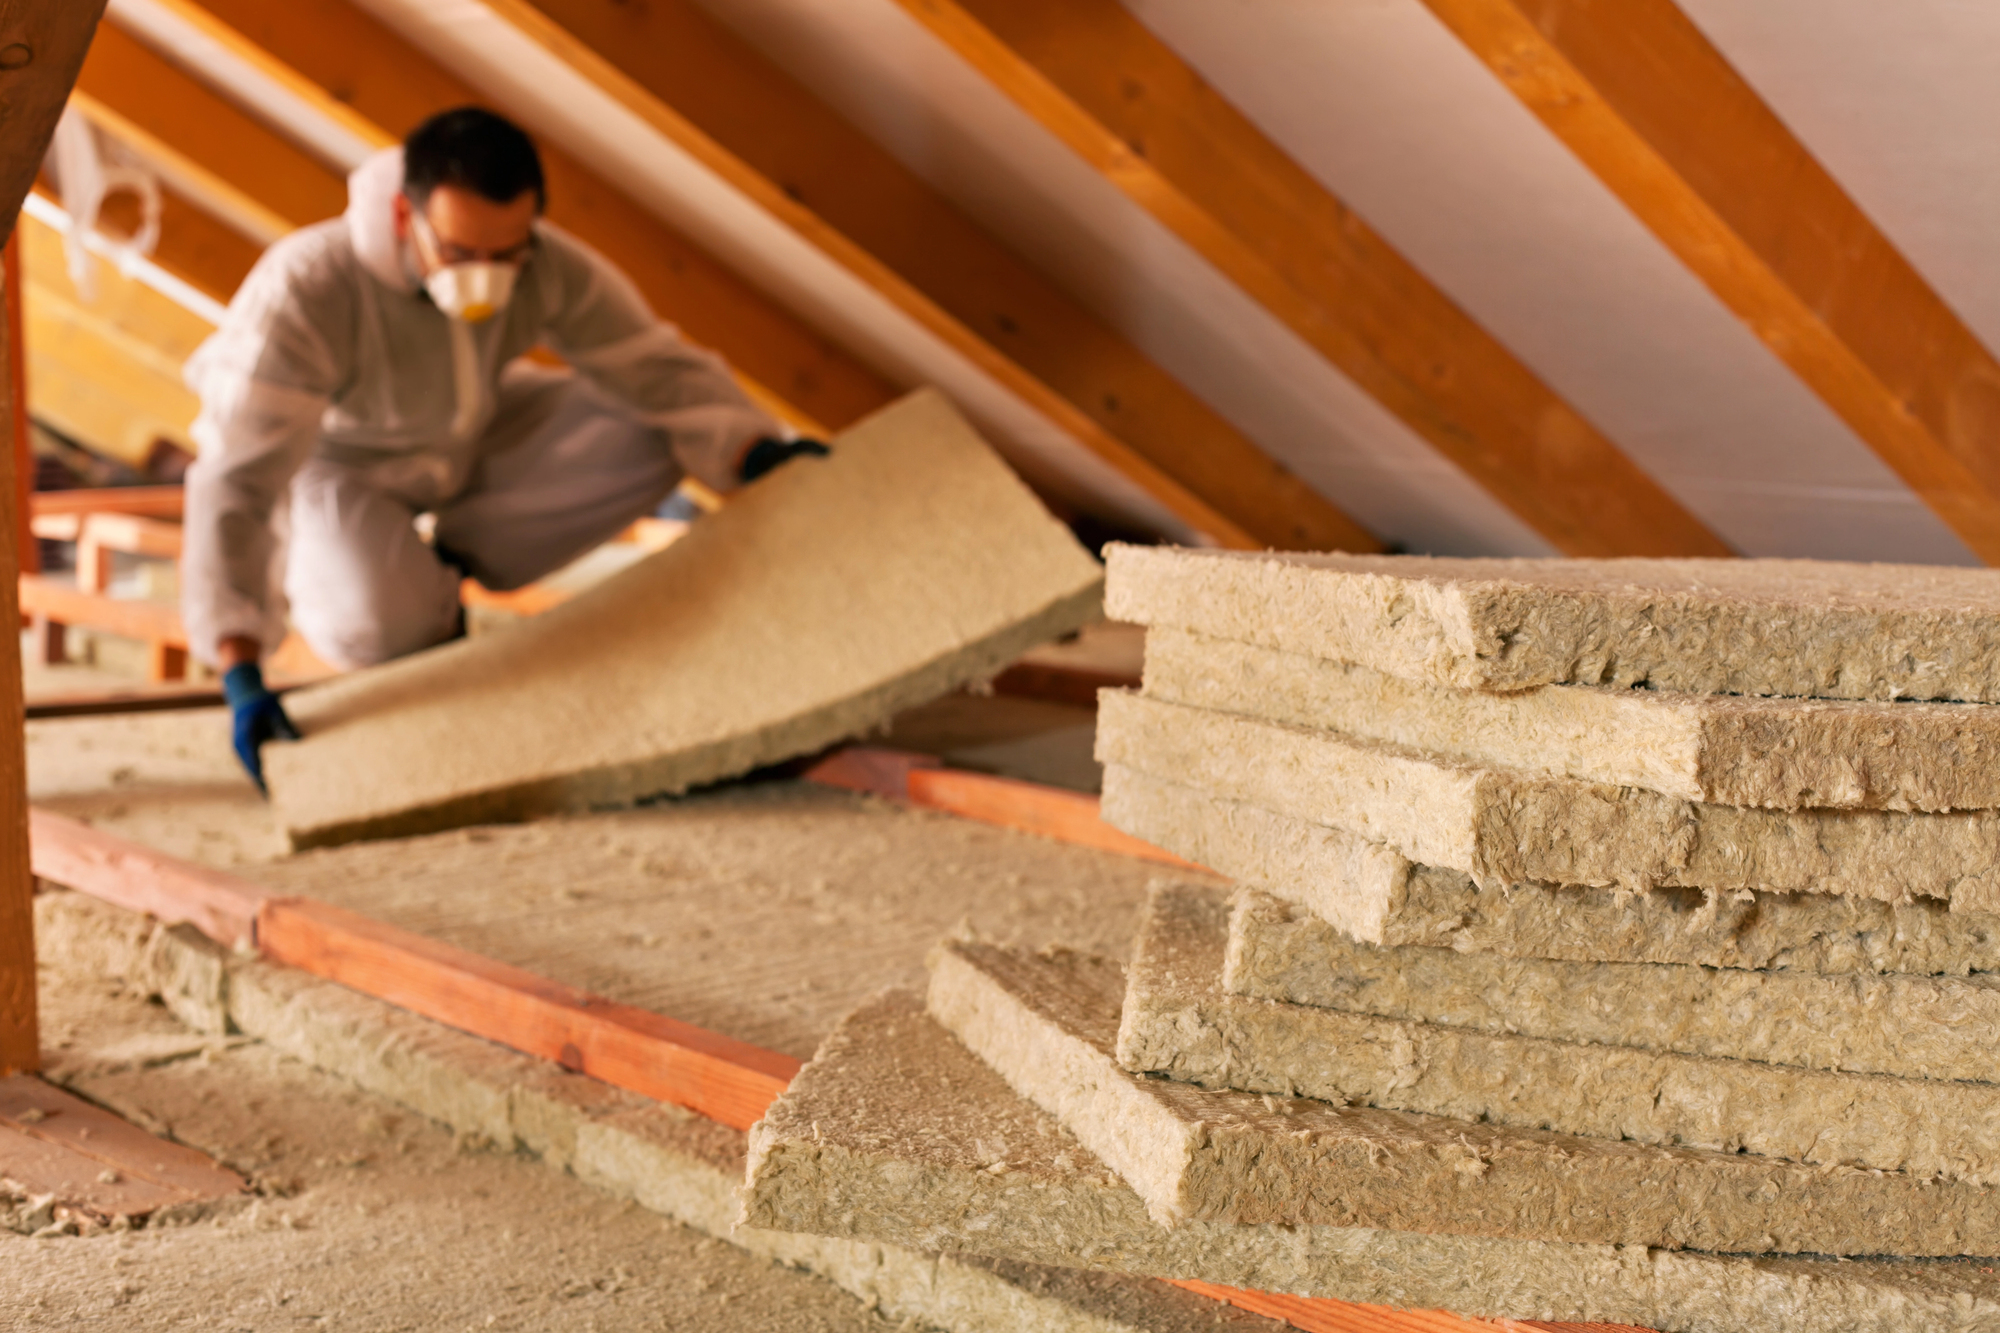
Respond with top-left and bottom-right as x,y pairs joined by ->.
392,191 -> 412,240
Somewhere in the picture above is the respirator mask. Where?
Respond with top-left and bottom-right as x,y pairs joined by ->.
409,207 -> 524,324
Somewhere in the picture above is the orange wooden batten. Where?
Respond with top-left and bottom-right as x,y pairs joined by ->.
803,745 -> 1199,869
28,807 -> 266,947
1173,1279 -> 1649,1333
254,896 -> 800,1131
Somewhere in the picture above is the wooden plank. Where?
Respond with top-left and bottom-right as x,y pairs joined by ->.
0,1119 -> 192,1219
6,233 -> 31,576
500,0 -> 1376,553
0,1 -> 109,247
0,1075 -> 246,1201
802,745 -> 1198,867
255,896 -> 800,1130
1172,1280 -> 1647,1333
21,290 -> 201,467
31,486 -> 184,519
1416,0 -> 2000,563
886,0 -> 1730,561
29,807 -> 265,948
18,574 -> 185,645
25,686 -> 224,719
161,0 -> 899,437
0,197 -> 35,1075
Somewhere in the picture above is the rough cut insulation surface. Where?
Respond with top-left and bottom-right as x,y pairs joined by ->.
266,390 -> 1104,848
741,991 -> 2000,1332
1225,889 -> 2000,1082
1119,884 -> 2000,1184
1101,766 -> 2000,975
1104,544 -> 2000,702
1143,627 -> 2000,811
925,936 -> 2000,1254
1097,691 -> 2000,907
35,895 -> 1280,1333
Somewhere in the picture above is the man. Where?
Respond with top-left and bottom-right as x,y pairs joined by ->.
182,108 -> 826,790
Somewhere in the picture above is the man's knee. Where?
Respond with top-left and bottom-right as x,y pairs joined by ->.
290,576 -> 461,669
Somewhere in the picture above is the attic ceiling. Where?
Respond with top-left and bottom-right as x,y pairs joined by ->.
49,0 -> 2000,565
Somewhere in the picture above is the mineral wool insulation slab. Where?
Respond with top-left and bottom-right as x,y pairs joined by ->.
1101,765 -> 2000,975
1143,626 -> 2000,811
1097,691 -> 2000,907
1224,888 -> 2000,1082
740,991 -> 2000,1332
1104,543 -> 2000,702
266,391 -> 1104,848
925,936 -> 2000,1255
1120,883 -> 2000,1184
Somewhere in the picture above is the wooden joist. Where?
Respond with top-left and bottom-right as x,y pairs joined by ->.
28,810 -> 796,1129
885,0 -> 1730,560
488,0 -> 1376,553
27,781 -> 1641,1332
257,898 -> 800,1131
0,1076 -> 247,1226
157,0 -> 899,437
73,21 -> 347,243
800,745 -> 1195,867
1417,0 -> 2000,564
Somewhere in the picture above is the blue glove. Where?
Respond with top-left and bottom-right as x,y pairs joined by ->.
739,436 -> 829,483
222,662 -> 300,796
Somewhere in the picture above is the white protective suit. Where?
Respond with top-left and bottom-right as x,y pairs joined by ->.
182,147 -> 779,669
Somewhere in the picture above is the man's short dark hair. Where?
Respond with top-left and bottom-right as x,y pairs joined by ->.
403,107 -> 546,211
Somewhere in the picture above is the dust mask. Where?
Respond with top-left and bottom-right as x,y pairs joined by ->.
423,261 -> 517,324
408,208 -> 522,323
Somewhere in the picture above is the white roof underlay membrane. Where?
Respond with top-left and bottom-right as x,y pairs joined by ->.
689,0 -> 1987,563
343,0 -> 1195,543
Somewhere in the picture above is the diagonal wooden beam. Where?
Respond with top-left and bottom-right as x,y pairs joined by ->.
147,0 -> 902,443
1414,0 -> 2000,563
471,0 -> 1379,552
74,21 -> 344,242
15,209 -> 208,466
71,181 -> 263,307
0,0 -> 107,1077
884,0 -> 1730,559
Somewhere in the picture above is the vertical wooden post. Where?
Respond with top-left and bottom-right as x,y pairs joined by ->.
0,228 -> 34,1074
5,233 -> 30,575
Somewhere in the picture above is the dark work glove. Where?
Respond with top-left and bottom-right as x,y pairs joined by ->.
222,662 -> 300,796
738,435 -> 830,483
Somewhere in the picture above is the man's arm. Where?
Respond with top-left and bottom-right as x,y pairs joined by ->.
534,223 -> 783,491
180,234 -> 348,668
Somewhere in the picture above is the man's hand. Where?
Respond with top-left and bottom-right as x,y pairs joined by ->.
222,662 -> 301,796
739,436 -> 829,483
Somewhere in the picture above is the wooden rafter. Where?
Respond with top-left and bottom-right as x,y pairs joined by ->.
884,0 -> 1730,559
1414,0 -> 2000,563
74,22 -> 345,242
0,0 -> 109,1077
150,0 -> 900,441
17,209 -> 206,466
480,0 -> 1378,552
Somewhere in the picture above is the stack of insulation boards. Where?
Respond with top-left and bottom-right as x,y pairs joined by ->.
742,549 -> 2000,1333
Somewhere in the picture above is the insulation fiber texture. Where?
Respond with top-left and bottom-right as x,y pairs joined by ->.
1119,883 -> 2000,1184
1102,766 -> 2000,975
266,391 -> 1104,849
925,935 -> 2000,1254
1225,888 -> 2000,1082
741,990 -> 2000,1331
1144,627 -> 2000,811
1096,691 -> 2000,907
1105,544 -> 2000,701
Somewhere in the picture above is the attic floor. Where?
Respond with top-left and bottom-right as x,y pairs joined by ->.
13,687 -> 1198,1325
7,929 -> 904,1332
